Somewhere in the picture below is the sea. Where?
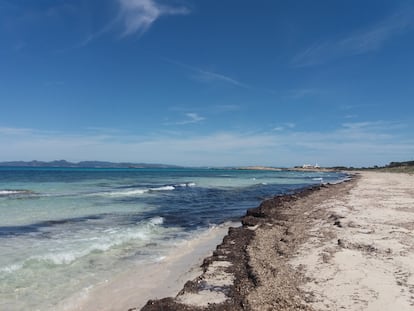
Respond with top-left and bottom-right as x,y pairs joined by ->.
0,167 -> 347,310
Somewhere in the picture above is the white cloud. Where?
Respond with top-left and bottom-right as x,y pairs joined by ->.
0,121 -> 412,167
164,58 -> 249,88
186,112 -> 205,122
341,121 -> 405,132
338,8 -> 413,55
291,42 -> 325,67
194,69 -> 249,88
292,5 -> 414,67
175,112 -> 205,125
118,0 -> 189,36
272,123 -> 295,132
344,114 -> 358,119
0,127 -> 35,135
62,0 -> 190,48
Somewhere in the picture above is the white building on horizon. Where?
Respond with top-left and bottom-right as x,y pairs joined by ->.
302,163 -> 320,169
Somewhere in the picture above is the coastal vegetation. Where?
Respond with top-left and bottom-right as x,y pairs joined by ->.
382,160 -> 414,173
330,160 -> 414,173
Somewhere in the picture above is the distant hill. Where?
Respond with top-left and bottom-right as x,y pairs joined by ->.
0,160 -> 181,169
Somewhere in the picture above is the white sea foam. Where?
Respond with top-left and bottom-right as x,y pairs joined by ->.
0,189 -> 32,196
149,216 -> 164,225
87,182 -> 197,198
150,185 -> 175,191
93,185 -> 176,197
175,182 -> 196,187
0,190 -> 21,195
0,263 -> 23,274
312,177 -> 323,181
114,189 -> 149,195
35,252 -> 80,265
327,176 -> 352,185
155,256 -> 166,262
3,219 -> 166,272
28,235 -> 148,266
92,189 -> 149,197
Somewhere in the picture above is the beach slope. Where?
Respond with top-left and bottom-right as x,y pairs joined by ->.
140,171 -> 414,310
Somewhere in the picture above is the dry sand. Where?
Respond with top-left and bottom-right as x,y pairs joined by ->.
291,171 -> 414,310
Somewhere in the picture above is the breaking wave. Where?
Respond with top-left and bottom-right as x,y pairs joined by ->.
0,216 -> 166,273
90,183 -> 195,198
0,189 -> 35,197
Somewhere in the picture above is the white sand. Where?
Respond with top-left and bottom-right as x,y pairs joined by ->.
58,223 -> 237,311
291,172 -> 414,310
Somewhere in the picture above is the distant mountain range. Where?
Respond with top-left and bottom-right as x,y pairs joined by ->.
0,160 -> 181,168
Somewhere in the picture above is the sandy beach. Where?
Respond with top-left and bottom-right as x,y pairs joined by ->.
291,171 -> 414,310
141,171 -> 414,310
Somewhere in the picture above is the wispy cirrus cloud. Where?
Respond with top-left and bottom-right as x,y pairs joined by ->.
117,0 -> 190,36
0,126 -> 35,135
272,123 -> 296,132
67,0 -> 189,48
340,120 -> 406,133
176,112 -> 206,125
194,68 -> 249,88
292,5 -> 414,67
338,9 -> 413,55
164,58 -> 250,88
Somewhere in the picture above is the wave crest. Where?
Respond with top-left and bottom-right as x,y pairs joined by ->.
149,186 -> 175,191
0,189 -> 35,196
90,184 -> 182,198
0,216 -> 167,273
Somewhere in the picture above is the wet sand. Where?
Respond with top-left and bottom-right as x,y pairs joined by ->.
58,224 -> 236,311
141,172 -> 414,310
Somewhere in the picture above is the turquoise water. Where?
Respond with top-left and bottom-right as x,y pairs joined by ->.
0,167 -> 346,310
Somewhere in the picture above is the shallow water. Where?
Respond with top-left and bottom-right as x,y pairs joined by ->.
0,167 -> 346,310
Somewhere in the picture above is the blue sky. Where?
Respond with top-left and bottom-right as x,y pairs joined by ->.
1,0 -> 413,167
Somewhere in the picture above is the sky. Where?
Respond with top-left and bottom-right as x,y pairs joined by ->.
1,0 -> 414,167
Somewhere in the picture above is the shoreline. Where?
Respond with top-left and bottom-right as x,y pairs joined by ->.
59,223 -> 238,311
59,174 -> 350,311
141,177 -> 356,310
141,171 -> 414,310
0,168 -> 345,311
